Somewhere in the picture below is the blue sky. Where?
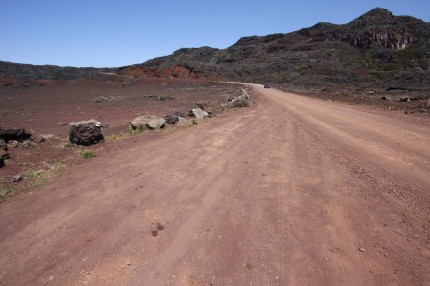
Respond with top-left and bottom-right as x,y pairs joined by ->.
1,0 -> 429,67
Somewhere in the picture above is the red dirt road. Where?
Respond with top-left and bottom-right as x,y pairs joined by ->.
1,85 -> 429,285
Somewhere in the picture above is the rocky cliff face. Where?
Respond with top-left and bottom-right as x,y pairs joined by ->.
330,9 -> 420,51
120,8 -> 430,87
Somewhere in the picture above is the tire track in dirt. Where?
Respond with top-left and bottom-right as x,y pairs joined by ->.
0,85 -> 429,285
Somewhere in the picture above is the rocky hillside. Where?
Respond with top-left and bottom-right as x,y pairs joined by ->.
0,61 -> 115,80
2,8 -> 429,88
119,8 -> 430,88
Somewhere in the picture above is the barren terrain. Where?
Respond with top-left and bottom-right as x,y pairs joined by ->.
0,75 -> 243,135
0,85 -> 429,285
0,76 -> 247,190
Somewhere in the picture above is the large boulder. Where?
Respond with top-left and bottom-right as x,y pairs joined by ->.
130,115 -> 166,132
188,108 -> 209,119
68,120 -> 104,146
0,127 -> 31,142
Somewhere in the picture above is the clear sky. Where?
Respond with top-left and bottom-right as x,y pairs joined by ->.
1,0 -> 429,67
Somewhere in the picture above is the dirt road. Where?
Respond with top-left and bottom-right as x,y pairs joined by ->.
1,85 -> 429,285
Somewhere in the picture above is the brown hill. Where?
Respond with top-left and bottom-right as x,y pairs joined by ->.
1,8 -> 429,89
119,8 -> 430,88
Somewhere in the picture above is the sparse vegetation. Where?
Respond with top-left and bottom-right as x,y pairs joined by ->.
0,79 -> 244,203
296,66 -> 310,76
1,162 -> 65,202
128,124 -> 148,134
48,161 -> 65,171
57,140 -> 74,148
187,119 -> 199,127
0,184 -> 13,200
81,149 -> 95,159
105,132 -> 128,142
25,169 -> 44,179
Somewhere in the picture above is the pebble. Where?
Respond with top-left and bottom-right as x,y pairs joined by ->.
359,248 -> 366,252
11,175 -> 22,182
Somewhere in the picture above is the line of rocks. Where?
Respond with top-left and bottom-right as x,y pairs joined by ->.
2,89 -> 252,169
129,89 -> 253,132
93,95 -> 176,103
0,127 -> 55,173
1,127 -> 33,168
0,127 -> 58,168
129,107 -> 209,133
222,88 -> 251,108
381,95 -> 430,103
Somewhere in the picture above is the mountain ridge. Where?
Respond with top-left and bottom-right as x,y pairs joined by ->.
2,8 -> 429,88
115,8 -> 430,87
0,60 -> 116,81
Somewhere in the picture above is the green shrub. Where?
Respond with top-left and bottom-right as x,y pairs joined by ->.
187,119 -> 199,127
81,150 -> 95,159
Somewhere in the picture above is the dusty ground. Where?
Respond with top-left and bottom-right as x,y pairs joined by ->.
0,75 -> 243,135
0,77 -> 247,197
279,84 -> 430,115
0,85 -> 430,285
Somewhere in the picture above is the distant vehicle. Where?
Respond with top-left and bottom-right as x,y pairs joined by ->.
264,84 -> 271,88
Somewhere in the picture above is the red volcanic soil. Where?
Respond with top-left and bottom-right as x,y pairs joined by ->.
1,76 -> 242,135
0,85 -> 429,285
0,76 -> 251,199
